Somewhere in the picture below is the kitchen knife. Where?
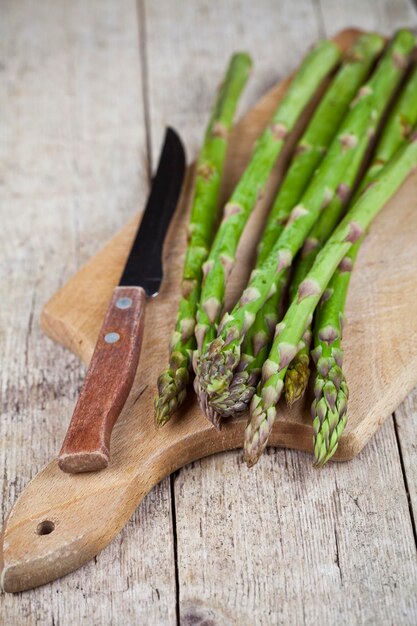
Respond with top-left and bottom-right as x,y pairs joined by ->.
58,127 -> 186,474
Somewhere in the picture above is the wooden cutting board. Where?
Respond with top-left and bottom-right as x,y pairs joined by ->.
2,28 -> 417,593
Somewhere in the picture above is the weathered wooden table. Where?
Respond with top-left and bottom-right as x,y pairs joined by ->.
1,1 -> 417,624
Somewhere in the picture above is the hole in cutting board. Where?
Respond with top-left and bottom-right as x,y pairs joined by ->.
36,520 -> 55,535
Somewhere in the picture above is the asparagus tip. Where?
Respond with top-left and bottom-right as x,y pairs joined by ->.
154,369 -> 189,428
194,377 -> 222,430
284,354 -> 311,407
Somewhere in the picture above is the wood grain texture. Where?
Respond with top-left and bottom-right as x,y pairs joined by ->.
1,0 -> 417,622
59,286 -> 147,473
175,421 -> 417,625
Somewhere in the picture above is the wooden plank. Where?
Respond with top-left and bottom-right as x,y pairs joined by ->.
318,0 -> 416,35
174,422 -> 417,625
141,0 -> 417,623
0,0 -> 176,622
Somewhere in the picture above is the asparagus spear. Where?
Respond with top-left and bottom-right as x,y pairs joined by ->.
245,126 -> 417,467
284,130 -> 369,406
206,33 -> 385,418
193,39 -> 342,423
198,29 -> 415,418
311,245 -> 357,466
313,62 -> 417,466
154,52 -> 252,427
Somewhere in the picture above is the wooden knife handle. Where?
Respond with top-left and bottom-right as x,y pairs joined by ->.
58,285 -> 146,473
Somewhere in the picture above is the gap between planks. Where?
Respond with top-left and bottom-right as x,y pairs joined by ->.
137,0 -> 153,179
393,412 -> 417,549
137,0 -> 181,621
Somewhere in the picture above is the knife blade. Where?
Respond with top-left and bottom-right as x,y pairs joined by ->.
58,127 -> 186,473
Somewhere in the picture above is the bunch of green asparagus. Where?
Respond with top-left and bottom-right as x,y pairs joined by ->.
155,29 -> 417,468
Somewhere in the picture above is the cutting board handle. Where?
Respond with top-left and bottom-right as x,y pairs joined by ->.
2,410 -> 289,593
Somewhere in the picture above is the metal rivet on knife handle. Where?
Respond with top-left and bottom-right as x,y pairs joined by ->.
116,297 -> 133,309
104,332 -> 121,344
